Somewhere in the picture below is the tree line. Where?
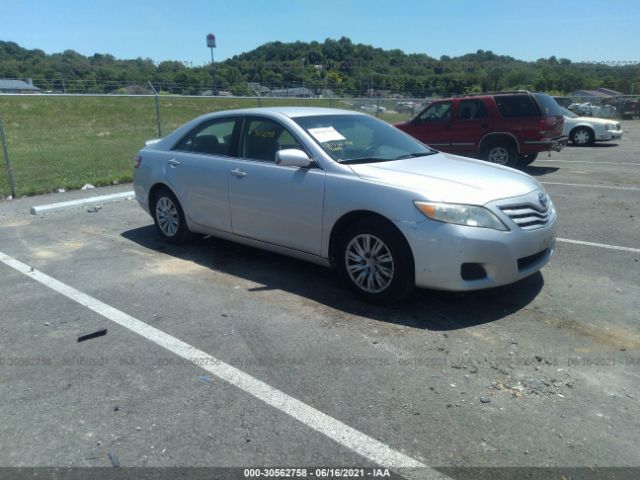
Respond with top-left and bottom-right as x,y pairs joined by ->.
1,37 -> 638,97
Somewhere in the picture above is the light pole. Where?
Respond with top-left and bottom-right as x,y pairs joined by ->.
206,33 -> 217,96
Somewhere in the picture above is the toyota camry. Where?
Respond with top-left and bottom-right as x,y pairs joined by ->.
133,107 -> 556,302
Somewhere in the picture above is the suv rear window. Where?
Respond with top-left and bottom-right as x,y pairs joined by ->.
533,93 -> 564,116
494,95 -> 539,117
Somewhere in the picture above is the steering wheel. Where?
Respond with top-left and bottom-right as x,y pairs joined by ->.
360,145 -> 379,157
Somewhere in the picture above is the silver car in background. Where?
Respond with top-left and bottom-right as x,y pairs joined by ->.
133,107 -> 556,302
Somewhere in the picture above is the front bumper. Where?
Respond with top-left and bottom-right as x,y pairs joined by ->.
596,130 -> 623,141
397,195 -> 557,291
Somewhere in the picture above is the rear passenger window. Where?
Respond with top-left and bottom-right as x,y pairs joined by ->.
173,118 -> 237,155
457,100 -> 487,120
495,95 -> 539,117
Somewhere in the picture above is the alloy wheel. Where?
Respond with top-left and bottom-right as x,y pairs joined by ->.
155,196 -> 179,237
487,146 -> 509,165
345,234 -> 395,293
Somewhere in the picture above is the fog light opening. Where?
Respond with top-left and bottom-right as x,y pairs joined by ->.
461,263 -> 487,281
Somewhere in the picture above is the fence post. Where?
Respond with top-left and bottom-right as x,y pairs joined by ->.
148,81 -> 162,137
376,97 -> 380,118
0,114 -> 16,198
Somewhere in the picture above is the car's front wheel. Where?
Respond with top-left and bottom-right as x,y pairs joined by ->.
152,187 -> 192,244
571,127 -> 595,146
338,218 -> 414,303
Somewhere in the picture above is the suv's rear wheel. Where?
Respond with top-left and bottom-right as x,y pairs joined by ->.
571,127 -> 594,146
482,143 -> 519,168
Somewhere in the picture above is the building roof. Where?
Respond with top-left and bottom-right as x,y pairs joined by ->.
267,87 -> 314,97
596,87 -> 623,96
0,79 -> 40,91
571,88 -> 623,98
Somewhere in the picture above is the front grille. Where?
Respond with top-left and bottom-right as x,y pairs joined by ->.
499,203 -> 550,231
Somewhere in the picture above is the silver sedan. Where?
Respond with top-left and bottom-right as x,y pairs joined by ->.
133,107 -> 557,302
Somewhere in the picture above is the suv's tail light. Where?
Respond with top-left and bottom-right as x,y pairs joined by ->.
538,119 -> 547,135
134,155 -> 142,168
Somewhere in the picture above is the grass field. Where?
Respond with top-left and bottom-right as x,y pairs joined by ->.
0,95 -> 409,197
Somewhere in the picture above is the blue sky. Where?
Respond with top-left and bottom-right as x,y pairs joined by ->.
1,0 -> 639,65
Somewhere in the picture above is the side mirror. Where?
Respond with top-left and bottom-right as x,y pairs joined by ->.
275,149 -> 312,168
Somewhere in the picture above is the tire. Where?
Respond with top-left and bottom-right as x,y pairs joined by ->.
482,142 -> 519,168
152,187 -> 193,244
519,153 -> 538,166
337,218 -> 414,303
571,127 -> 594,146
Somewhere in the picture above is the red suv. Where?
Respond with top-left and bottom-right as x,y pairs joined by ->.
395,92 -> 566,168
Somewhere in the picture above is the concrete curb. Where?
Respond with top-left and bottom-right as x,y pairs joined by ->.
30,191 -> 135,215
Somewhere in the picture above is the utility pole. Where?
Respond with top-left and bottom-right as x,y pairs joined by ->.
206,34 -> 217,96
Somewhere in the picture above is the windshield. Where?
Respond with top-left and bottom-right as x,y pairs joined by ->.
562,107 -> 578,118
294,114 -> 435,164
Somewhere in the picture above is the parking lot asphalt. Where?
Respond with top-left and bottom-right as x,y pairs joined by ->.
0,123 -> 639,477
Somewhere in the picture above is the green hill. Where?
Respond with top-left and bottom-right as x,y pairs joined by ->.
1,37 -> 639,96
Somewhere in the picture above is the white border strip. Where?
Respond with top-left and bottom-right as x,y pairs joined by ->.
0,250 -> 446,479
537,159 -> 640,166
558,238 -> 640,253
541,182 -> 640,191
30,191 -> 134,215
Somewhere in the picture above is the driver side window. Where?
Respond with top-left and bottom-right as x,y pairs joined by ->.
240,118 -> 303,163
418,102 -> 452,123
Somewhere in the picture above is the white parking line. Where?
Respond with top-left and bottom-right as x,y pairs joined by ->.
0,250 -> 447,480
537,159 -> 640,166
557,238 -> 640,254
541,181 -> 640,191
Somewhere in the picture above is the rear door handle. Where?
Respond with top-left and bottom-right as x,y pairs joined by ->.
231,168 -> 247,177
168,158 -> 181,167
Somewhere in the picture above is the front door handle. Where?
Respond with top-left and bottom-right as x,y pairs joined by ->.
168,158 -> 181,167
231,168 -> 247,177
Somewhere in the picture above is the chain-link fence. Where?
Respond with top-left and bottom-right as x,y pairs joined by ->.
0,93 -> 435,198
560,95 -> 640,119
1,92 -> 638,198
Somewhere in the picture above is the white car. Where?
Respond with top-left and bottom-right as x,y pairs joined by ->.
360,104 -> 386,114
562,108 -> 623,146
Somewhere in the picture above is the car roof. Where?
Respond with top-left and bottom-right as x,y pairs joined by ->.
202,106 -> 364,120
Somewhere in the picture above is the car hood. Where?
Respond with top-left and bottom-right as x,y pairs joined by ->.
348,152 -> 541,205
564,115 -> 612,126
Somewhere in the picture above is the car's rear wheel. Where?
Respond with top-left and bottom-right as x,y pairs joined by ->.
152,187 -> 192,244
519,153 -> 538,166
482,143 -> 519,168
571,127 -> 594,146
338,218 -> 414,303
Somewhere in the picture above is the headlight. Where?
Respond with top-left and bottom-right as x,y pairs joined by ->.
414,201 -> 509,231
605,123 -> 617,130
